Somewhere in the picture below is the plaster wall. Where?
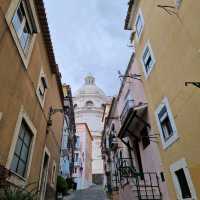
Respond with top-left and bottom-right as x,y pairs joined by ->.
129,0 -> 200,198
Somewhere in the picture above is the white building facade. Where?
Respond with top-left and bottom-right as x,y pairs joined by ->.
74,74 -> 109,184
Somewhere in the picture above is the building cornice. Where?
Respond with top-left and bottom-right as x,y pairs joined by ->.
34,0 -> 64,105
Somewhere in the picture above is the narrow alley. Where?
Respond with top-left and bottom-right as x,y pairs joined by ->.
0,0 -> 200,200
64,185 -> 109,200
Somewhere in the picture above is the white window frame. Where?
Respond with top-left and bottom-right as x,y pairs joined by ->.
0,112 -> 3,121
5,0 -> 40,68
155,97 -> 179,149
141,40 -> 156,79
6,106 -> 37,185
170,158 -> 197,200
135,8 -> 144,41
36,68 -> 48,108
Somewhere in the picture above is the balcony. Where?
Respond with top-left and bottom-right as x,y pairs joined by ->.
120,100 -> 134,123
74,159 -> 81,166
119,102 -> 148,139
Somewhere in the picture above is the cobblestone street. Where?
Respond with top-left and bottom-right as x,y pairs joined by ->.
64,185 -> 109,200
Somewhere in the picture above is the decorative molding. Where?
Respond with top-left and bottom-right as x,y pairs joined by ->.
6,105 -> 37,184
5,0 -> 39,68
140,40 -> 156,79
170,158 -> 197,199
155,97 -> 179,150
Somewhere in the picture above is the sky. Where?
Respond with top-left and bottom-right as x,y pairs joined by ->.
44,0 -> 132,96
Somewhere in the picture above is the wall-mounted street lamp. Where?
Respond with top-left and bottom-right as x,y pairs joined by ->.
118,70 -> 141,81
47,106 -> 65,127
185,82 -> 200,89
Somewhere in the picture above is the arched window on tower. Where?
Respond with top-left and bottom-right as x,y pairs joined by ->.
85,101 -> 94,107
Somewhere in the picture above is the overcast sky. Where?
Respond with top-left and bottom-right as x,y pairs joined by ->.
44,0 -> 132,96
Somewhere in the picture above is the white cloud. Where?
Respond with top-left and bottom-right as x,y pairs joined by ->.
44,0 -> 132,95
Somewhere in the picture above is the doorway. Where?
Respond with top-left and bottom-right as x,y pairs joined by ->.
39,151 -> 50,200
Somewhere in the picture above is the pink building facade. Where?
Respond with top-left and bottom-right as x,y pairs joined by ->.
102,54 -> 169,200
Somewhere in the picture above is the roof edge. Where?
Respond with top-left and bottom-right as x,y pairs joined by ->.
34,0 -> 64,106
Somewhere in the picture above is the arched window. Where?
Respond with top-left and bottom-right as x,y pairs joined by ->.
74,104 -> 77,109
85,100 -> 94,107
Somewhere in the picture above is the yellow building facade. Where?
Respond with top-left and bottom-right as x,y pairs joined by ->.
125,0 -> 200,199
0,0 -> 64,199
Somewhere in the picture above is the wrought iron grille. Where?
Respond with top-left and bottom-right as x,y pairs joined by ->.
115,158 -> 162,200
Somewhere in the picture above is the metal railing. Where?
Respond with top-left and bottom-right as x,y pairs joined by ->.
74,159 -> 81,166
120,100 -> 134,123
115,158 -> 162,200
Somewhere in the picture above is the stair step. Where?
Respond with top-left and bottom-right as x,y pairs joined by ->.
136,194 -> 161,200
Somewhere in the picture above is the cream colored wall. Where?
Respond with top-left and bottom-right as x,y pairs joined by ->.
130,0 -> 200,198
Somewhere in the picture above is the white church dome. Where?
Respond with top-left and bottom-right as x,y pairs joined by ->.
75,74 -> 106,97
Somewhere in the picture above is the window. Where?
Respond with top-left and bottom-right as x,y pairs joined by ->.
12,0 -> 36,53
38,77 -> 47,99
85,100 -> 94,107
160,172 -> 165,182
158,106 -> 173,141
73,167 -> 77,174
37,70 -> 48,107
75,153 -> 79,162
155,97 -> 178,149
175,169 -> 191,198
10,120 -> 32,177
141,41 -> 156,78
135,9 -> 144,40
141,127 -> 150,149
74,104 -> 77,109
75,136 -> 80,149
170,158 -> 197,199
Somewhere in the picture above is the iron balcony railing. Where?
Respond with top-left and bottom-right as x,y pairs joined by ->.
120,100 -> 134,123
114,158 -> 162,200
74,159 -> 81,166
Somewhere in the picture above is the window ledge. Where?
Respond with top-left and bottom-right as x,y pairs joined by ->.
8,170 -> 27,188
162,134 -> 179,150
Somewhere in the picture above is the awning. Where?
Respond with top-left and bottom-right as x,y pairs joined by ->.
118,103 -> 149,139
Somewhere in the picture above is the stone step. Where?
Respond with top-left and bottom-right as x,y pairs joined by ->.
135,194 -> 161,200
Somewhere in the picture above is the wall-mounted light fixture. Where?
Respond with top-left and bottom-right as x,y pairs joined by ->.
47,106 -> 64,128
118,70 -> 141,81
